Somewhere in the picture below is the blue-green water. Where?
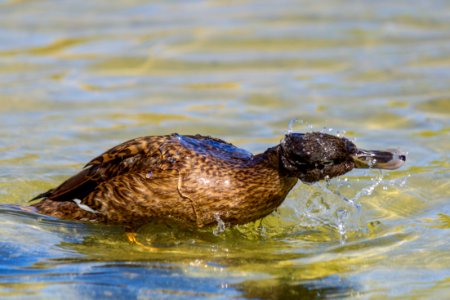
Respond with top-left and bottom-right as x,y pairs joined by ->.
0,0 -> 449,299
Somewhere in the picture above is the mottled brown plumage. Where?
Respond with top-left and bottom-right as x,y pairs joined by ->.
31,132 -> 405,235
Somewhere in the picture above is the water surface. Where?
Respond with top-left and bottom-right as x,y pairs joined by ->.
0,0 -> 449,299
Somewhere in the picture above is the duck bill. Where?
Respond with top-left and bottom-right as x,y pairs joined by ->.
352,149 -> 406,170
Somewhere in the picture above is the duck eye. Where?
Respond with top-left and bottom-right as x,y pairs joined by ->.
344,139 -> 357,154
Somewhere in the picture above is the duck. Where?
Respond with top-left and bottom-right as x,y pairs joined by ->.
30,132 -> 405,248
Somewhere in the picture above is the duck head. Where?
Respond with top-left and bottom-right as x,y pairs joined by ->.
280,132 -> 406,183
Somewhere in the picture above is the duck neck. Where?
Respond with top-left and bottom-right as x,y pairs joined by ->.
256,144 -> 295,178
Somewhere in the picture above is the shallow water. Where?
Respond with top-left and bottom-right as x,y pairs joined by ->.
1,0 -> 449,299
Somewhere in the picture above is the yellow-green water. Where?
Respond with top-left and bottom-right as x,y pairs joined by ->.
0,0 -> 449,298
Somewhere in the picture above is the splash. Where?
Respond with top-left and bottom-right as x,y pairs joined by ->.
296,168 -> 409,243
353,170 -> 384,200
288,118 -> 300,133
281,124 -> 408,243
324,171 -> 384,241
319,126 -> 348,139
383,171 -> 411,191
257,223 -> 267,238
287,121 -> 349,141
212,213 -> 226,236
336,209 -> 348,244
286,118 -> 316,134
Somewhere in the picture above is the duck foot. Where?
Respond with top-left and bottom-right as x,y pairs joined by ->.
125,231 -> 159,251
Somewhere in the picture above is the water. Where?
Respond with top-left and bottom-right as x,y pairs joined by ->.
1,0 -> 449,298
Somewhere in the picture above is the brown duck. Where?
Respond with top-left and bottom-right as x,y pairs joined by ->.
31,132 -> 405,247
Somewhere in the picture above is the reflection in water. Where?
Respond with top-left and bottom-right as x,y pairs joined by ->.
236,276 -> 358,300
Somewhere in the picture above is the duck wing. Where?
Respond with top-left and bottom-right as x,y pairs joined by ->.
31,133 -> 252,203
31,136 -> 169,202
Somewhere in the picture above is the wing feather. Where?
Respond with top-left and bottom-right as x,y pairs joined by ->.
31,136 -> 164,202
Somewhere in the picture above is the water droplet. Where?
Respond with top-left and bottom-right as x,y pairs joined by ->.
213,213 -> 226,236
336,209 -> 348,244
354,171 -> 383,199
199,177 -> 210,185
258,224 -> 267,238
399,174 -> 410,187
287,118 -> 298,134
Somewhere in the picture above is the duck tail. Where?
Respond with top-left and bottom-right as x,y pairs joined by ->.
29,189 -> 54,202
